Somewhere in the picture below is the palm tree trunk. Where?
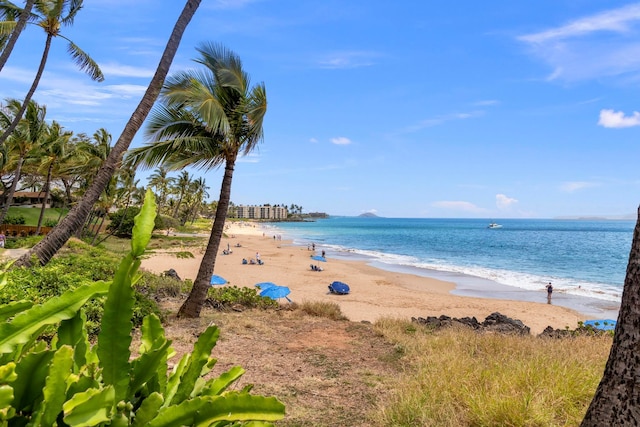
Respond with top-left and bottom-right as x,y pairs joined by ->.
35,163 -> 53,234
580,206 -> 640,426
178,157 -> 235,318
0,34 -> 52,146
0,0 -> 35,72
0,156 -> 24,225
13,0 -> 202,267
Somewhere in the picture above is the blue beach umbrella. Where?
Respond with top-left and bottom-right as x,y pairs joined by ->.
210,274 -> 227,285
311,255 -> 327,262
255,282 -> 277,290
260,285 -> 291,300
328,281 -> 350,295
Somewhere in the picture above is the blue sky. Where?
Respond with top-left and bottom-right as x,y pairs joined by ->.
3,0 -> 640,218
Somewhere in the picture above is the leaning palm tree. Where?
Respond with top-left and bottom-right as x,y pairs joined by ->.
0,0 -> 104,146
14,0 -> 201,267
0,0 -> 35,72
125,42 -> 267,318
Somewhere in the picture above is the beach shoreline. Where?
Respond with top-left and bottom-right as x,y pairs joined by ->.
138,221 -> 621,335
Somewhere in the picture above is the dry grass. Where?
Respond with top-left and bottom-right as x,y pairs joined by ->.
372,318 -> 612,427
297,300 -> 350,321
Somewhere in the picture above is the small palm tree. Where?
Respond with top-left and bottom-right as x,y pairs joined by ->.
33,120 -> 72,234
148,166 -> 171,213
0,0 -> 104,145
0,98 -> 46,225
125,42 -> 267,318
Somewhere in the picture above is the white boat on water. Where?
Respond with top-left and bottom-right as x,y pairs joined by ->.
488,222 -> 502,229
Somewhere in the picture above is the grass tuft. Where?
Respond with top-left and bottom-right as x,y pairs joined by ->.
298,301 -> 349,320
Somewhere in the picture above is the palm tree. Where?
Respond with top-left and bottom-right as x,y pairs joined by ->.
580,207 -> 640,425
0,98 -> 46,225
33,120 -> 71,234
125,42 -> 267,318
171,170 -> 191,218
0,0 -> 35,72
14,0 -> 201,267
148,166 -> 171,213
0,0 -> 104,146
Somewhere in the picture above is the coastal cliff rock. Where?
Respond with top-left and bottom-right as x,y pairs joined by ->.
411,312 -> 531,335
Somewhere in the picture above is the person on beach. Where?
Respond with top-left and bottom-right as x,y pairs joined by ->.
546,282 -> 553,303
322,250 -> 326,258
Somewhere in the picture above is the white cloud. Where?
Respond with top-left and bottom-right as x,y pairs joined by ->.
330,137 -> 351,145
496,194 -> 518,210
473,100 -> 500,106
309,137 -> 318,143
520,4 -> 640,43
598,109 -> 640,128
317,51 -> 379,69
560,181 -> 599,192
517,4 -> 640,82
431,201 -> 487,213
402,111 -> 484,134
100,63 -> 156,78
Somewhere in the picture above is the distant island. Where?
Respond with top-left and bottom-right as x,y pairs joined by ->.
358,212 -> 379,218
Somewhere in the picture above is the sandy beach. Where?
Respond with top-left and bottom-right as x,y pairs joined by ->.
141,222 -> 601,335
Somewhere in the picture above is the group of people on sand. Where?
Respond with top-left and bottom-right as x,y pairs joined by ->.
242,251 -> 264,265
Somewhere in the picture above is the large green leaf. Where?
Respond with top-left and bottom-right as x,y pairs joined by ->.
12,348 -> 54,412
98,190 -> 156,402
28,345 -> 74,427
163,353 -> 190,408
147,394 -> 285,427
62,386 -> 115,427
0,281 -> 109,354
96,252 -> 136,403
171,325 -> 220,405
0,300 -> 32,322
56,310 -> 90,368
131,189 -> 157,257
131,392 -> 163,427
201,366 -> 245,396
129,339 -> 172,398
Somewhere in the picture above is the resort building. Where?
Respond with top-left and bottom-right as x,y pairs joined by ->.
235,205 -> 288,220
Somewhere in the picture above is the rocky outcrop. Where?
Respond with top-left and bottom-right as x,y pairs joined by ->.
411,312 -> 531,335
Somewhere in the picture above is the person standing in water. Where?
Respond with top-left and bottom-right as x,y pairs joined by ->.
546,282 -> 553,303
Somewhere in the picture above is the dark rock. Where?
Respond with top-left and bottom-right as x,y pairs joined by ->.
163,268 -> 181,281
412,312 -> 529,335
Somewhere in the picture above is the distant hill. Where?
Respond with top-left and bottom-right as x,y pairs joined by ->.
359,212 -> 379,218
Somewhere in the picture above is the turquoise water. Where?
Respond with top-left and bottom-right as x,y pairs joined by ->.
268,217 -> 634,304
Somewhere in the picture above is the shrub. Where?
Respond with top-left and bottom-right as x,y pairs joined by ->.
107,206 -> 143,237
155,214 -> 180,230
4,214 -> 25,224
0,190 -> 285,425
44,218 -> 58,227
207,286 -> 279,310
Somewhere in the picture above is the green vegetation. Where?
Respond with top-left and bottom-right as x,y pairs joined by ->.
372,318 -> 611,426
0,190 -> 285,425
5,207 -> 67,226
207,286 -> 279,310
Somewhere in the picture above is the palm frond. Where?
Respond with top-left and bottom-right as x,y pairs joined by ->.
60,0 -> 83,26
0,20 -> 16,36
65,39 -> 104,81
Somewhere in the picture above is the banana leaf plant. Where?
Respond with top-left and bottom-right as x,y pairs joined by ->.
0,190 -> 285,426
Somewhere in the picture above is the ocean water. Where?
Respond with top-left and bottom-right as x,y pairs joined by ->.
266,217 -> 634,307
